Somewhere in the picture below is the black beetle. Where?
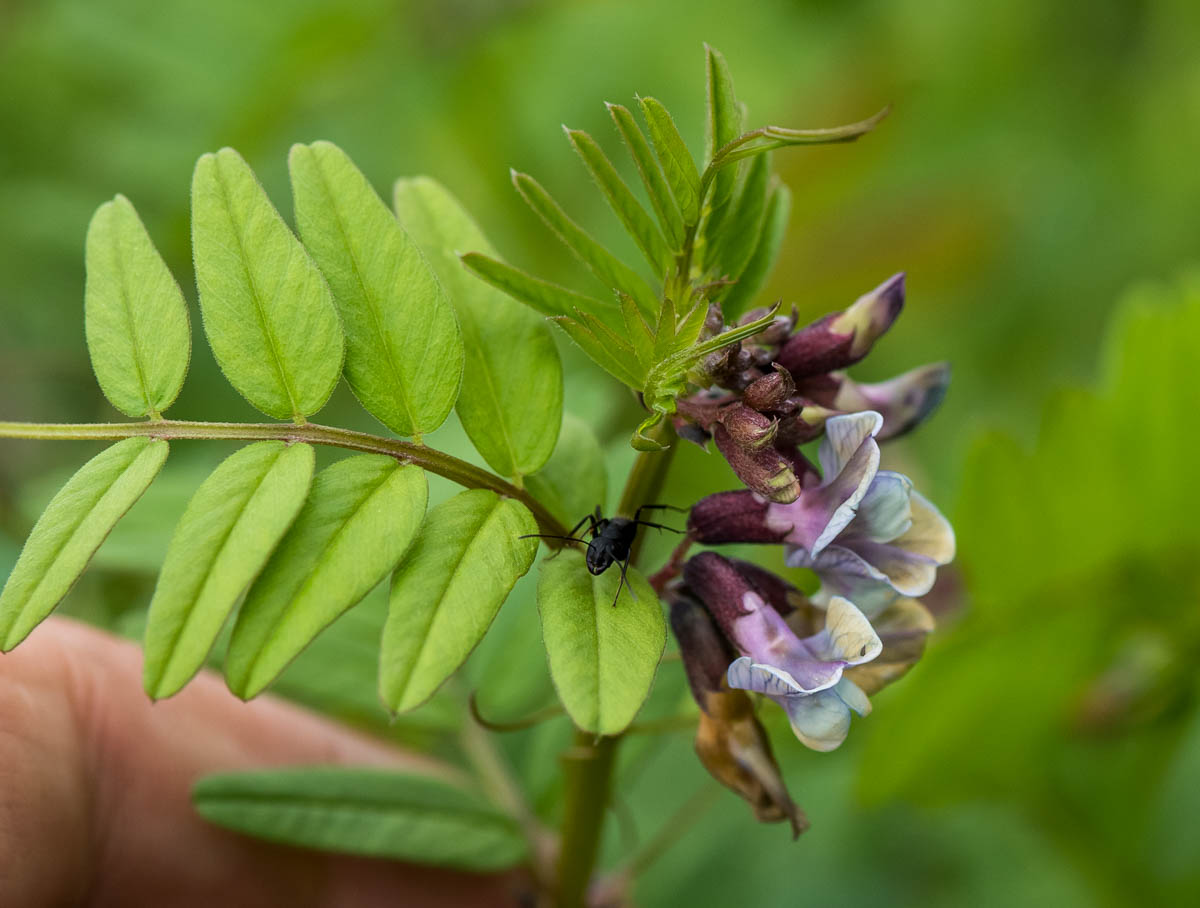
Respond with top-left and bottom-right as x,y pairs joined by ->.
522,504 -> 686,606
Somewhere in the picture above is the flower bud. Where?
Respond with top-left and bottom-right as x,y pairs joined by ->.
688,490 -> 785,545
742,365 -> 796,412
712,423 -> 800,503
775,273 -> 905,378
719,403 -> 777,447
831,362 -> 950,441
670,595 -> 806,837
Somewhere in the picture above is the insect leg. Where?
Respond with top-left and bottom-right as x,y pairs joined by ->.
631,520 -> 685,534
612,553 -> 637,607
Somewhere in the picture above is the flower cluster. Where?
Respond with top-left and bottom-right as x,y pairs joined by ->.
667,276 -> 953,833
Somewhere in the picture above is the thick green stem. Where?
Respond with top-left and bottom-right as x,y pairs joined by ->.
0,418 -> 569,539
554,425 -> 678,905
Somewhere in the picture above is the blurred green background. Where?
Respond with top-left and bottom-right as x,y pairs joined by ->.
1,1 -> 1198,905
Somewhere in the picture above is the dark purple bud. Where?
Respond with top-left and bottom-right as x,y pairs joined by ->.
682,552 -> 760,638
712,423 -> 800,503
743,365 -> 796,412
833,362 -> 950,441
727,557 -> 809,620
740,303 -> 798,348
688,490 -> 785,545
775,405 -> 836,448
703,341 -> 755,390
775,273 -> 905,378
719,402 -> 777,448
669,594 -> 736,709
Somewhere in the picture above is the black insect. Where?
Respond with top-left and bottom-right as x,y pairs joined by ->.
521,505 -> 686,606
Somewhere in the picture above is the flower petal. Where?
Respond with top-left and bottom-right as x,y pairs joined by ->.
816,595 -> 882,665
727,655 -> 843,696
851,470 -> 913,543
818,410 -> 883,478
781,687 -> 853,752
893,489 -> 956,564
842,540 -> 940,598
787,543 -> 900,617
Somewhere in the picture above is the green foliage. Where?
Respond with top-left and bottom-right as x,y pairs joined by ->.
142,442 -> 315,700
459,251 -> 615,319
525,412 -> 609,528
393,177 -> 563,478
857,276 -> 1200,900
224,456 -> 426,699
191,147 -> 345,422
705,153 -> 770,289
565,126 -> 673,276
638,96 -> 702,226
84,195 -> 190,419
380,489 -> 538,713
511,169 -> 659,317
721,181 -> 791,318
0,437 -> 168,650
607,102 -> 686,250
192,768 -> 527,870
537,549 -> 665,735
704,43 -> 742,212
290,142 -> 463,439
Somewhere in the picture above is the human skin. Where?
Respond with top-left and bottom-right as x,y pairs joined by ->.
0,618 -> 519,908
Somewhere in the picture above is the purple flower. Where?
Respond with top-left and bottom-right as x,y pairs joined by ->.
774,411 -> 955,614
690,410 -> 955,616
669,595 -> 807,835
774,273 -> 905,379
682,553 -> 882,751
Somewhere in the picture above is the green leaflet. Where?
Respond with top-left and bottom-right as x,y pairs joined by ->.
84,195 -> 190,419
638,96 -> 701,226
224,455 -> 426,699
142,442 -> 316,700
705,44 -> 742,212
459,252 -> 615,321
721,181 -> 791,318
0,437 -> 168,650
393,177 -> 563,478
380,489 -> 538,713
290,143 -> 463,439
525,412 -> 608,529
607,102 -> 685,250
536,549 -> 665,735
565,127 -> 672,277
511,169 -> 660,317
192,768 -> 527,871
191,147 -> 345,421
706,153 -> 769,286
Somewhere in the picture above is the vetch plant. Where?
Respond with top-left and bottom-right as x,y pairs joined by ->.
0,46 -> 953,906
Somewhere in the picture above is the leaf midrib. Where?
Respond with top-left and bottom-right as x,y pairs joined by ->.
389,498 -> 502,703
153,445 -> 287,689
109,215 -> 157,417
242,462 -> 404,682
310,153 -> 419,435
212,159 -> 302,420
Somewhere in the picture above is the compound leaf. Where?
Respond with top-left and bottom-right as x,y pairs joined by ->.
380,489 -> 538,713
193,768 -> 527,871
84,195 -> 190,419
224,455 -> 426,699
721,182 -> 791,318
638,96 -> 701,226
192,147 -> 344,421
0,437 -> 168,650
705,44 -> 742,211
537,549 -> 665,735
393,178 -> 564,478
608,102 -> 685,250
511,170 -> 659,317
143,441 -> 315,700
565,127 -> 672,277
290,143 -> 462,439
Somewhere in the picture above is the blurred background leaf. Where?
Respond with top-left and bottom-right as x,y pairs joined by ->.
1,0 -> 1199,904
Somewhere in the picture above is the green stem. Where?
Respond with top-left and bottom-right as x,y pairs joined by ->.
554,424 -> 678,906
0,418 -> 569,539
